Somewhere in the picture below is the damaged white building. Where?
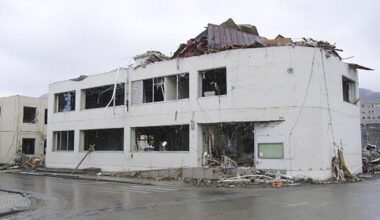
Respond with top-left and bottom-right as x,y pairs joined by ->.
0,95 -> 48,164
46,19 -> 369,179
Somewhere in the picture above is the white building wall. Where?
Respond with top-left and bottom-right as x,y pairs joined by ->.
0,95 -> 47,163
46,46 -> 362,179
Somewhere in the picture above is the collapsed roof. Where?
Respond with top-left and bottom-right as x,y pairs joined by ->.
134,18 -> 372,71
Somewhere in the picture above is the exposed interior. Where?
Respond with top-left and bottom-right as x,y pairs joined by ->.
54,131 -> 74,151
55,91 -> 76,112
134,125 -> 189,151
82,128 -> 124,151
200,68 -> 227,97
23,106 -> 37,123
83,83 -> 125,109
133,73 -> 189,104
22,138 -> 35,154
202,122 -> 254,166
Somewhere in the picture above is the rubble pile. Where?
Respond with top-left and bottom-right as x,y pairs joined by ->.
135,18 -> 352,69
362,144 -> 380,173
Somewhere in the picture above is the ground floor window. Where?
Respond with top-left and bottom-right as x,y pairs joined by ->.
202,122 -> 254,166
22,138 -> 35,154
258,143 -> 284,159
134,125 -> 189,151
54,131 -> 74,151
82,128 -> 124,151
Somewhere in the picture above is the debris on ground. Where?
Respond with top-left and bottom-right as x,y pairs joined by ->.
362,144 -> 380,173
332,148 -> 360,182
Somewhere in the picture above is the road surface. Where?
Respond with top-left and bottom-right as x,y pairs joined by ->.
0,172 -> 379,220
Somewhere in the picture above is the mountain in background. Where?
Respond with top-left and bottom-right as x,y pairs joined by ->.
360,88 -> 380,101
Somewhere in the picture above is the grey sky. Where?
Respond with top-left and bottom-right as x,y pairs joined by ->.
0,0 -> 379,97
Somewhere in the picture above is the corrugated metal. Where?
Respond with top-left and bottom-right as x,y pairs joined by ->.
207,24 -> 264,49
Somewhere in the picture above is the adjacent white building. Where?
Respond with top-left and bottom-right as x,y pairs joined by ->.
46,46 -> 363,180
0,95 -> 48,164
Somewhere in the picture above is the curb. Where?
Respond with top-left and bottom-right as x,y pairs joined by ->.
6,170 -> 158,186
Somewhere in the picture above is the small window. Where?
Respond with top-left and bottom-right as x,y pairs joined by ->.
23,107 -> 37,123
22,138 -> 35,154
54,131 -> 74,151
362,117 -> 365,119
200,67 -> 227,97
258,143 -> 284,159
368,116 -> 371,119
342,76 -> 357,104
82,128 -> 124,151
377,116 -> 380,119
0,107 -> 2,117
44,109 -> 48,124
55,91 -> 76,112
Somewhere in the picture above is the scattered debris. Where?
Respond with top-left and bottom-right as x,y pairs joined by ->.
131,18 -> 373,73
74,144 -> 95,171
332,148 -> 360,182
362,144 -> 380,173
22,156 -> 41,169
70,75 -> 88,81
134,51 -> 169,69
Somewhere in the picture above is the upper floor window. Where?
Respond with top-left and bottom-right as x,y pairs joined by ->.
131,73 -> 189,104
55,91 -> 75,112
44,109 -> 48,124
82,84 -> 125,109
199,67 -> 227,97
342,76 -> 357,104
23,106 -> 36,123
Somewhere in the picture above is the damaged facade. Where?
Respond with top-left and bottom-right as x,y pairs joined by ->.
46,19 -> 366,180
0,95 -> 48,164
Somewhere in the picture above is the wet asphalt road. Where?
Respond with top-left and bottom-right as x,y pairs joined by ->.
0,173 -> 379,220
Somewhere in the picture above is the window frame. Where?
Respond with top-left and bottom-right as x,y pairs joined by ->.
258,143 -> 284,159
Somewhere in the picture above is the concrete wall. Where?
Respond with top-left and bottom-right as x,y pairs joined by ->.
46,46 -> 362,179
0,95 -> 47,163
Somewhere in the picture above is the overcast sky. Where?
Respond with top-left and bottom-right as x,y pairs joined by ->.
0,0 -> 379,97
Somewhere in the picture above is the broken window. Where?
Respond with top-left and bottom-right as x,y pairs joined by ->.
83,128 -> 123,151
200,67 -> 227,97
23,107 -> 37,123
143,79 -> 153,103
178,73 -> 189,99
55,91 -> 76,112
54,131 -> 74,151
44,109 -> 48,124
342,76 -> 357,104
165,75 -> 177,101
134,125 -> 189,151
153,77 -> 164,102
22,138 -> 35,154
83,84 -> 125,109
133,73 -> 189,104
202,122 -> 254,166
258,143 -> 284,159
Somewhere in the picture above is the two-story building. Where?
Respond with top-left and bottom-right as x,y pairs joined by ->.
46,21 -> 365,180
0,95 -> 48,164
